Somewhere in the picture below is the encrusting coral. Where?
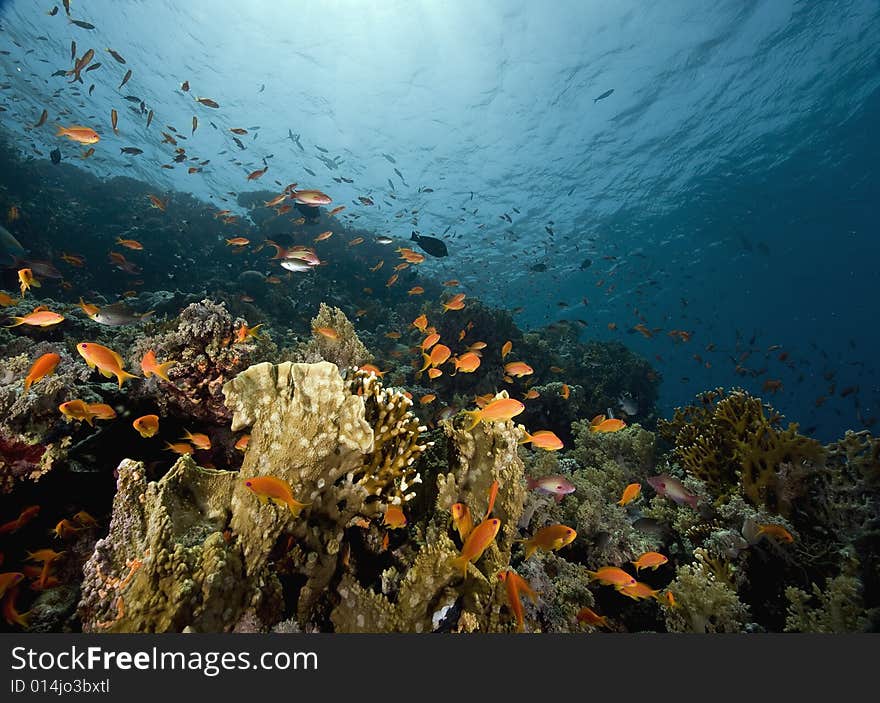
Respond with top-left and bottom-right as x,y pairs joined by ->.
78,455 -> 249,633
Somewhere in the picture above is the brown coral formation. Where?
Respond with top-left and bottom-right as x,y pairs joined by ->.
78,456 -> 252,633
296,303 -> 371,369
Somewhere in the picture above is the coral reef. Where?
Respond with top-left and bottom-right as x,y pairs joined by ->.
295,303 -> 371,369
664,548 -> 751,633
78,456 -> 252,632
129,298 -> 277,424
784,559 -> 869,633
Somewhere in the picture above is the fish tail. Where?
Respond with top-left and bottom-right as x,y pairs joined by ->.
23,378 -> 32,394
523,542 -> 538,560
115,370 -> 139,388
4,317 -> 25,327
462,409 -> 481,431
419,353 -> 431,373
54,125 -> 66,136
450,555 -> 468,579
155,361 -> 175,383
517,432 -> 532,445
287,499 -> 311,517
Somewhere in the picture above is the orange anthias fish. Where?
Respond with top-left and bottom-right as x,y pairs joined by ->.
632,551 -> 668,572
6,308 -> 65,328
226,237 -> 250,246
132,414 -> 159,438
523,389 -> 540,400
77,342 -> 138,388
182,430 -> 211,451
618,581 -> 660,601
116,237 -> 143,250
453,352 -> 481,374
501,340 -> 512,358
234,434 -> 250,452
499,568 -> 538,633
23,352 -> 60,393
17,268 -> 39,297
235,323 -> 263,343
617,482 -> 642,506
450,517 -> 501,578
59,400 -> 97,425
148,194 -> 167,211
140,350 -> 175,382
576,607 -> 610,628
55,124 -> 100,144
408,286 -> 425,296
518,524 -> 577,559
314,326 -> 339,341
0,506 -> 40,535
73,511 -> 99,528
591,418 -> 627,433
462,397 -> 524,431
164,442 -> 193,455
0,291 -> 16,306
88,403 -> 117,421
519,430 -> 564,451
504,361 -> 534,377
52,518 -> 84,540
587,566 -> 637,590
421,344 -> 452,371
484,480 -> 499,519
383,505 -> 407,529
243,476 -> 310,517
756,523 -> 795,543
420,332 -> 441,351
451,503 -> 473,542
412,314 -> 428,332
442,293 -> 466,312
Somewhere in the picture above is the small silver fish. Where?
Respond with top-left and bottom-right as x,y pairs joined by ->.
90,302 -> 153,326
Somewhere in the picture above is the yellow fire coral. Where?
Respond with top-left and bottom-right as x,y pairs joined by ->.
659,388 -> 824,515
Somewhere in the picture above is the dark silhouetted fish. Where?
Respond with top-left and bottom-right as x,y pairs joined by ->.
594,89 -> 614,102
411,232 -> 448,257
50,148 -> 61,164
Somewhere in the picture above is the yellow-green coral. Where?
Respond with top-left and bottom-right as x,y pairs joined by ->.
299,303 -> 371,369
664,548 -> 750,633
784,559 -> 869,632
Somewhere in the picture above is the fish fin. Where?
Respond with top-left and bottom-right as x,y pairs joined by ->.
115,370 -> 139,388
687,495 -> 699,510
54,125 -> 66,136
419,353 -> 431,373
98,368 -> 113,379
4,317 -> 25,327
462,409 -> 481,431
525,476 -> 537,490
450,555 -> 468,580
524,542 -> 537,560
518,432 -> 532,445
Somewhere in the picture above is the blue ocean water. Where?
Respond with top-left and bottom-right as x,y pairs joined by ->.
0,0 -> 877,440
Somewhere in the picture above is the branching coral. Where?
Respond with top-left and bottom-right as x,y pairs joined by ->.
331,393 -> 528,632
